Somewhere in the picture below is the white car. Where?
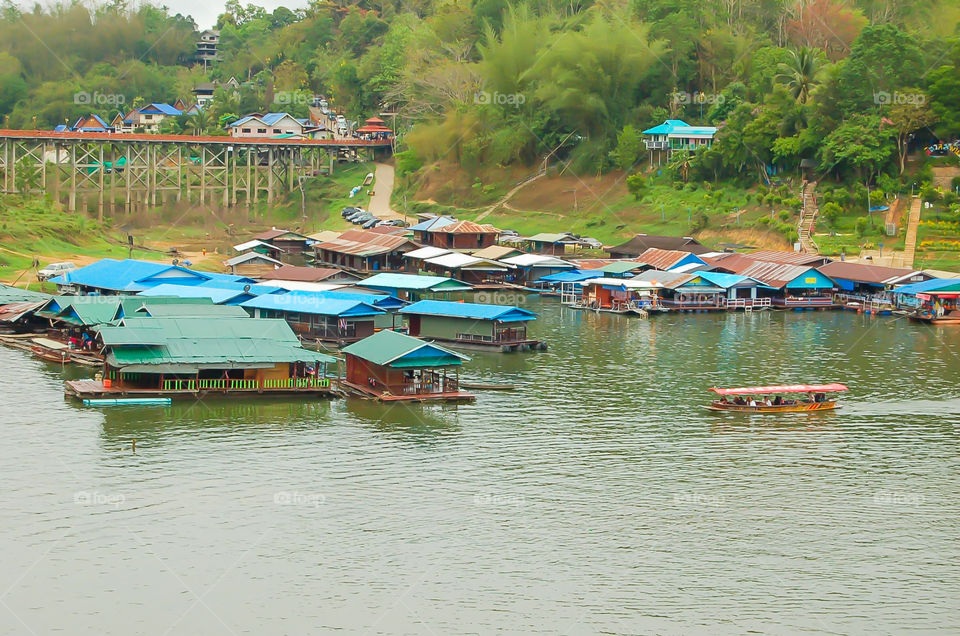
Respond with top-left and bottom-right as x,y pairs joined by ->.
38,261 -> 76,281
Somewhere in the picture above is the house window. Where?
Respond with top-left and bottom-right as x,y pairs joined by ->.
273,129 -> 281,134
143,114 -> 152,120
257,128 -> 266,133
241,128 -> 251,133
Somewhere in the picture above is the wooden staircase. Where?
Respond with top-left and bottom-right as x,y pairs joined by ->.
902,197 -> 922,268
798,180 -> 819,254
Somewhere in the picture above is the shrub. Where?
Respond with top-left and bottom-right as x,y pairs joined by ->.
778,210 -> 792,222
855,216 -> 868,237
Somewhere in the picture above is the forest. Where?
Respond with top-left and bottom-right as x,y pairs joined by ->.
1,0 -> 959,212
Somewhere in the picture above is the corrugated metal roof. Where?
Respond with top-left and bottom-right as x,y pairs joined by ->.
737,262 -> 828,288
500,254 -> 572,268
359,273 -> 472,291
240,292 -> 383,317
408,216 -> 456,232
400,300 -> 536,322
261,265 -> 358,283
315,229 -> 418,256
431,220 -> 499,234
139,284 -> 250,304
607,234 -> 707,256
527,232 -> 575,243
341,329 -> 467,367
892,278 -> 960,296
404,246 -> 452,260
599,261 -> 647,274
0,283 -> 49,304
425,253 -> 510,270
740,250 -> 829,266
471,245 -> 521,260
537,269 -> 602,283
135,304 -> 250,318
636,248 -> 704,271
818,261 -> 916,285
100,317 -> 334,367
224,252 -> 282,267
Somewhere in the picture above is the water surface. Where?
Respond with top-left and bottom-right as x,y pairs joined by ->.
1,301 -> 958,634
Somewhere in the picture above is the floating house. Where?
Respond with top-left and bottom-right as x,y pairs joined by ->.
409,216 -> 456,244
818,262 -> 929,297
341,329 -> 474,402
524,232 -> 580,255
138,283 -> 258,305
224,252 -> 283,277
421,252 -> 512,285
634,270 -> 728,310
574,277 -> 662,313
403,246 -> 454,272
47,258 -> 253,295
65,317 -> 337,400
400,300 -> 542,351
471,245 -> 524,261
595,261 -> 649,278
607,234 -> 707,258
891,278 -> 960,314
357,273 -> 472,300
736,262 -> 837,308
500,254 -> 574,284
240,291 -> 384,343
635,248 -> 708,271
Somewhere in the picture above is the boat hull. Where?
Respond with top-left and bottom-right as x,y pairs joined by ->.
706,401 -> 839,413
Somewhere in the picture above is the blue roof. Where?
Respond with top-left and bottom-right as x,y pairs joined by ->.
642,119 -> 717,136
196,280 -> 284,295
240,293 -> 384,317
139,284 -> 252,305
694,271 -> 763,289
48,258 -> 206,291
261,112 -> 294,125
892,278 -> 960,296
229,115 -> 258,128
399,300 -> 537,322
537,269 -> 604,283
140,103 -> 182,116
306,289 -> 406,310
408,217 -> 456,232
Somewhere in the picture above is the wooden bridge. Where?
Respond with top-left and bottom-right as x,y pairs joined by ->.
0,129 -> 392,217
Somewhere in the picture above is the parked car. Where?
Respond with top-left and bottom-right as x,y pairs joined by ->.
362,219 -> 380,229
380,219 -> 407,227
37,261 -> 76,281
341,206 -> 359,217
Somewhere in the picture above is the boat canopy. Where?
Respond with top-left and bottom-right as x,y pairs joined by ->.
709,383 -> 849,395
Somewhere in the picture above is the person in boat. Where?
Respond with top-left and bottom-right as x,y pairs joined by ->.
773,396 -> 782,406
764,398 -> 772,406
748,398 -> 757,407
814,392 -> 825,403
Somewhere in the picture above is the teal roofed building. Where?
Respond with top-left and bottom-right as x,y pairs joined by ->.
399,299 -> 544,352
642,119 -> 717,166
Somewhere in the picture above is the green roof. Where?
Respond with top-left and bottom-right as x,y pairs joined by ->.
132,304 -> 250,318
359,273 -> 472,292
0,284 -> 50,305
57,302 -> 123,326
341,329 -> 468,368
99,317 -> 335,369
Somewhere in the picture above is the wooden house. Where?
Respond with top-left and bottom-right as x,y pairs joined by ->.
424,220 -> 500,249
240,291 -> 384,343
224,252 -> 282,277
420,252 -> 512,284
607,234 -> 707,258
357,273 -> 472,300
341,329 -> 474,402
252,228 -> 313,255
65,317 -> 337,400
400,299 -> 542,351
313,229 -> 421,272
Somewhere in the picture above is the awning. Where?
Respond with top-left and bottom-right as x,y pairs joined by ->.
709,383 -> 849,395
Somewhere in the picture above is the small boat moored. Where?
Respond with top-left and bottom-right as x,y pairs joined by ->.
706,383 -> 849,413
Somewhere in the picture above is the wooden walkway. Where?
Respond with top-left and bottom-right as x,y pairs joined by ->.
341,381 -> 475,402
798,181 -> 819,254
65,379 -> 336,400
902,197 -> 923,268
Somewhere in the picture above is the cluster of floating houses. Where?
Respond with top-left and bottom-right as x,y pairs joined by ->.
2,218 -> 959,405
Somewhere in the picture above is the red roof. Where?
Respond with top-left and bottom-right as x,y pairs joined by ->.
261,265 -> 352,282
365,117 -> 386,124
315,229 -> 419,256
434,220 -> 499,235
636,248 -> 696,270
0,129 -> 390,147
710,384 -> 849,395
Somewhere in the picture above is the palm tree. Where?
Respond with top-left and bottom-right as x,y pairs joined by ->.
776,48 -> 821,104
188,109 -> 210,136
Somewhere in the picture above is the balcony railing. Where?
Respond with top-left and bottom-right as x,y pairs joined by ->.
644,140 -> 669,149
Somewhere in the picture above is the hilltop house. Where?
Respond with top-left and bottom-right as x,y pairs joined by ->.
134,103 -> 183,133
196,30 -> 220,66
229,113 -> 306,139
642,119 -> 717,166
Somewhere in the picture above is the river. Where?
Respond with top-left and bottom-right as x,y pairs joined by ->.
1,298 -> 958,634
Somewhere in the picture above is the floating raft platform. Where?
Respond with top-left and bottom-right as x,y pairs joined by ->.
83,397 -> 172,406
341,381 -> 475,403
65,379 -> 338,400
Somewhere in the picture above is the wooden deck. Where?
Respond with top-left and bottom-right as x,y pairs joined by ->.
65,379 -> 337,400
341,381 -> 475,402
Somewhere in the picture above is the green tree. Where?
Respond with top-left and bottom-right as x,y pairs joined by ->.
776,48 -> 822,104
612,125 -> 644,171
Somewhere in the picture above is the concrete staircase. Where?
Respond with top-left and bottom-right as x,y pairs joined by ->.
902,197 -> 922,268
798,180 -> 819,254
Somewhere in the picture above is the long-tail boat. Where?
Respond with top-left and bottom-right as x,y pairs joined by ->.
706,383 -> 849,413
